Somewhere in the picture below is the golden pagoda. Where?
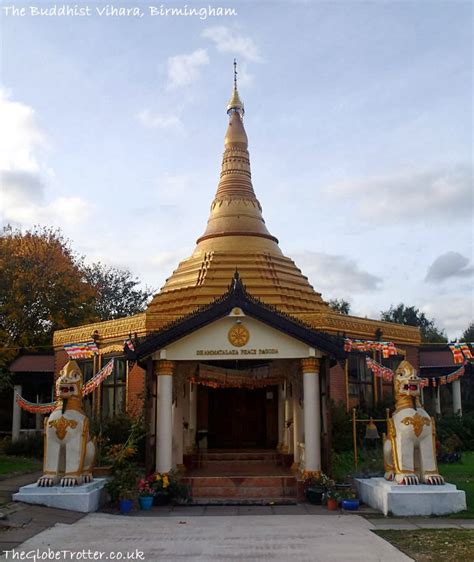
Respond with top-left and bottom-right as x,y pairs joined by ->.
54,65 -> 420,351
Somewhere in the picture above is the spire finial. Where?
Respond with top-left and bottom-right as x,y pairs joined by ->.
233,58 -> 238,90
227,59 -> 244,116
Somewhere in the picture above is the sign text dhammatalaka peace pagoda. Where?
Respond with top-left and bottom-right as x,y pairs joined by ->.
196,348 -> 279,356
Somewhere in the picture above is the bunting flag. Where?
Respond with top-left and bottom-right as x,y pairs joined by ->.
82,359 -> 115,396
124,338 -> 135,352
365,357 -> 394,382
64,341 -> 98,359
460,344 -> 473,360
449,344 -> 465,364
427,364 -> 465,387
16,394 -> 56,414
190,363 -> 282,389
345,338 -> 398,356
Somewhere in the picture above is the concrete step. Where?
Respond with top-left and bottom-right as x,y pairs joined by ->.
190,497 -> 297,506
183,476 -> 296,488
200,452 -> 277,462
190,486 -> 295,498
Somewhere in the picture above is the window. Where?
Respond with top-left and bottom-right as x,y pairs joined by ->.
101,357 -> 127,418
76,359 -> 94,417
348,354 -> 374,410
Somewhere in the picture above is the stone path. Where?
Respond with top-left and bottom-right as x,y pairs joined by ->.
0,471 -> 41,505
2,512 -> 412,561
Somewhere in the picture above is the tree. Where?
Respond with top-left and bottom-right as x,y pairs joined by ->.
460,322 -> 474,342
328,298 -> 351,315
0,226 -> 99,374
380,303 -> 447,343
83,263 -> 154,321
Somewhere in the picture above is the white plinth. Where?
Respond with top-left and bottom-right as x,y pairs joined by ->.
355,477 -> 466,516
13,478 -> 107,513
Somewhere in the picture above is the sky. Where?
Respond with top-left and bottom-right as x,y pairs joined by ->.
0,0 -> 472,339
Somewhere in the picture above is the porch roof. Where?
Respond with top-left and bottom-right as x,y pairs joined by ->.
126,272 -> 346,364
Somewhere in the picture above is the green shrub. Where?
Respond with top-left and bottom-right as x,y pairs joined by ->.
4,434 -> 43,459
437,412 -> 474,451
91,414 -> 147,465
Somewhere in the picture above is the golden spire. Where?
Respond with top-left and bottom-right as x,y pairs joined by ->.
196,61 -> 277,245
226,59 -> 244,116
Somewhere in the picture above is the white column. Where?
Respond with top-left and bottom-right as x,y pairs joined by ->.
452,379 -> 462,416
189,382 -> 197,451
278,383 -> 285,450
285,383 -> 293,454
434,385 -> 441,416
302,358 -> 321,472
12,385 -> 22,442
292,393 -> 303,464
155,361 -> 174,473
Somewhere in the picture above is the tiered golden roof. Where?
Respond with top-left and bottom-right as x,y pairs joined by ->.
147,75 -> 329,318
54,68 -> 420,349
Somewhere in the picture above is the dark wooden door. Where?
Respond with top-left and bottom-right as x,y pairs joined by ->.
208,388 -> 267,448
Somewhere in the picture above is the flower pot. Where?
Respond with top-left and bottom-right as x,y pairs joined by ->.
153,491 -> 169,506
138,496 -> 154,511
119,499 -> 133,514
305,486 -> 325,505
327,498 -> 338,511
341,499 -> 359,511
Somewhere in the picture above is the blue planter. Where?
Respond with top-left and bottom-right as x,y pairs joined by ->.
139,496 -> 154,511
341,499 -> 359,511
119,499 -> 133,514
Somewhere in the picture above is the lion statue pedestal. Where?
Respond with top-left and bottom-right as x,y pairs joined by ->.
13,360 -> 107,513
355,360 -> 466,516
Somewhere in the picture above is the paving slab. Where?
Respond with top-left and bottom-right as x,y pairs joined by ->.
4,512 -> 410,561
271,504 -> 307,515
238,505 -> 273,515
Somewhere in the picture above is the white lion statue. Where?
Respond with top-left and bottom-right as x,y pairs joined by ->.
38,360 -> 96,487
384,360 -> 444,485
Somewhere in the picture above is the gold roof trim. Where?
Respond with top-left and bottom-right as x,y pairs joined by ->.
53,313 -> 146,348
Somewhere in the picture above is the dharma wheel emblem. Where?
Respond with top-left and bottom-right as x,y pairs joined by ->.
228,324 -> 250,347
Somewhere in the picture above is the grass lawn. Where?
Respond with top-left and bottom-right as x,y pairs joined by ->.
0,455 -> 41,477
375,529 -> 474,562
440,451 -> 474,517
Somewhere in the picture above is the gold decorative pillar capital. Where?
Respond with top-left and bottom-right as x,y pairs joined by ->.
300,357 -> 321,374
154,360 -> 176,377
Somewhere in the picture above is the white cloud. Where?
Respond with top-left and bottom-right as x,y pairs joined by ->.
0,88 -> 91,228
425,251 -> 473,282
167,49 -> 209,89
202,26 -> 263,63
293,251 -> 382,296
136,110 -> 185,134
422,295 -> 473,339
323,164 -> 472,223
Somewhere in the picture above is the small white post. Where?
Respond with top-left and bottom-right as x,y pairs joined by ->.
452,379 -> 462,416
12,385 -> 22,442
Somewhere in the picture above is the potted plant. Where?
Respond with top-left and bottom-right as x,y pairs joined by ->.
302,471 -> 333,505
138,478 -> 155,510
151,472 -> 171,505
326,488 -> 340,511
118,486 -> 135,514
340,489 -> 360,511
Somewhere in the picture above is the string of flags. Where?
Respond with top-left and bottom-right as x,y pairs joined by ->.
344,338 -> 398,358
82,359 -> 115,395
64,341 -> 98,359
365,357 -> 466,388
365,357 -> 395,382
15,360 -> 115,414
15,395 -> 56,414
449,343 -> 473,364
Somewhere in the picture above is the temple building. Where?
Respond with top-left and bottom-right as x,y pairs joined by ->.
51,71 -> 421,492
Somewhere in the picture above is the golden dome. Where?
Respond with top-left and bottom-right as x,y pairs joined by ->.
147,74 -> 330,320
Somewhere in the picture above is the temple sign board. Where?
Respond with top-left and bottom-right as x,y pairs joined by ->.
152,314 -> 320,361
